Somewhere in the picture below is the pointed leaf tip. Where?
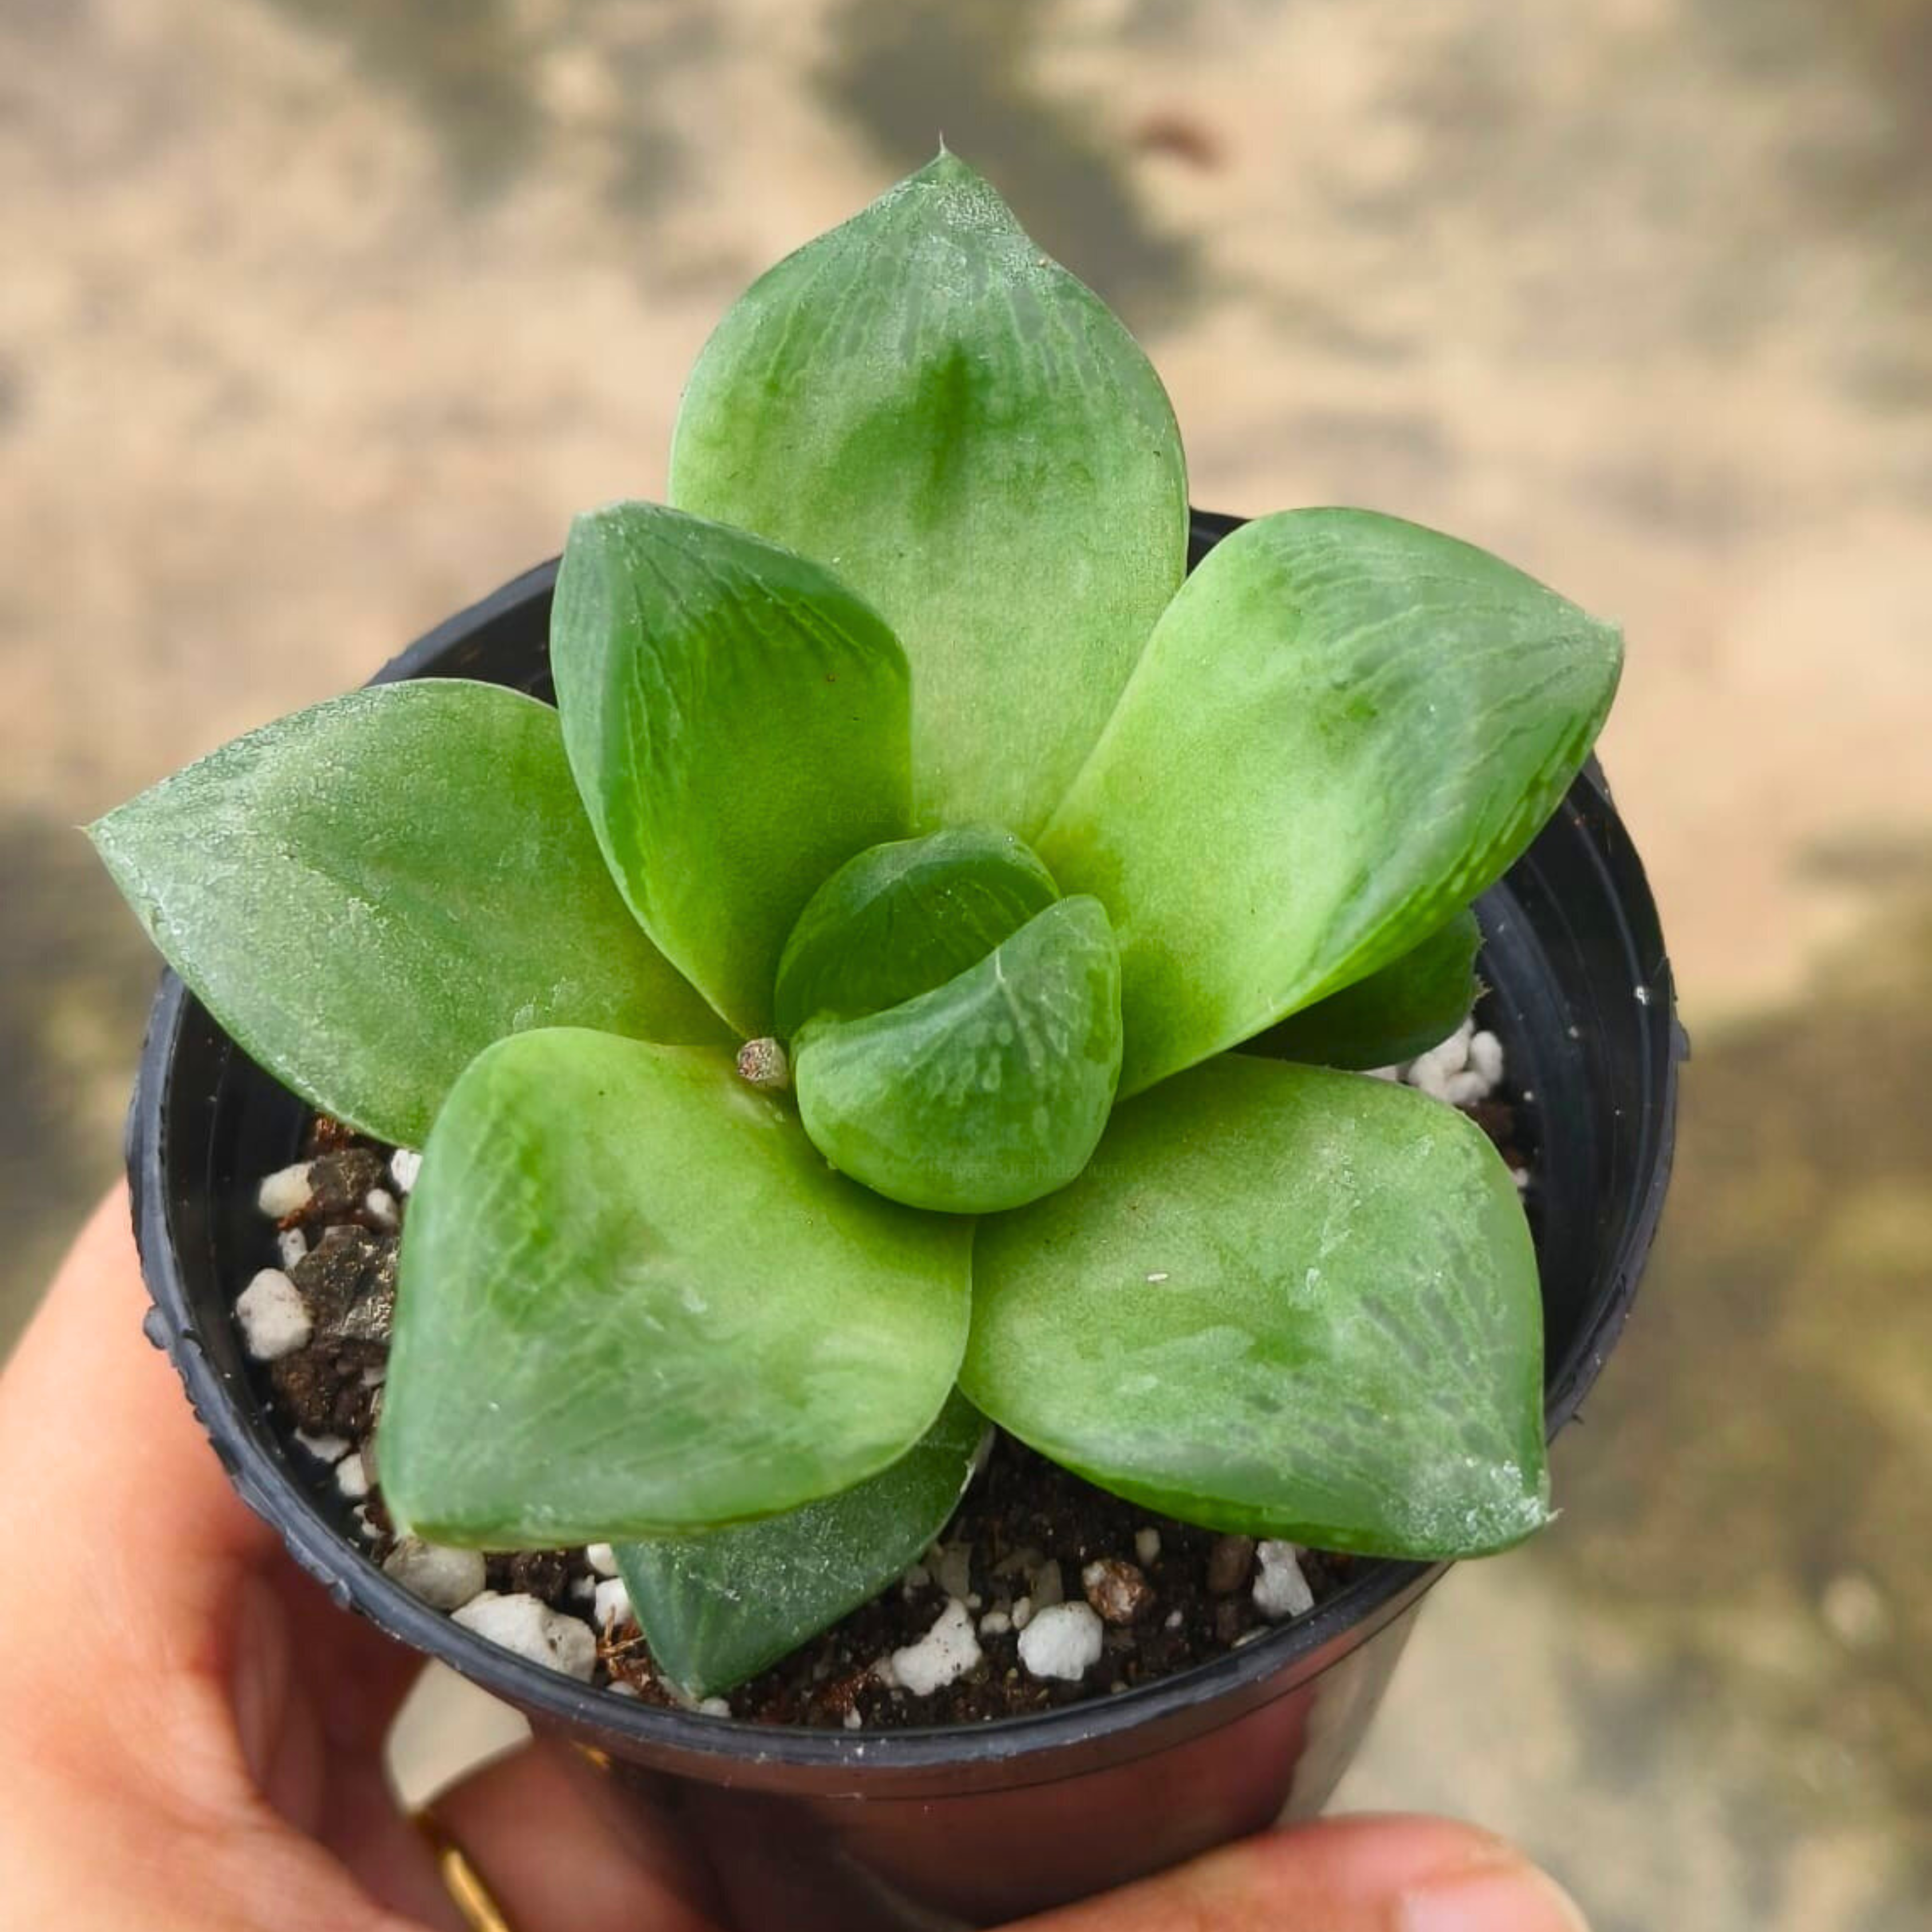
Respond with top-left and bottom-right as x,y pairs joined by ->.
378,1030 -> 972,1546
617,1392 -> 986,1698
963,1054 -> 1550,1559
551,501 -> 912,1038
88,680 -> 726,1145
1042,508 -> 1621,1095
670,161 -> 1187,837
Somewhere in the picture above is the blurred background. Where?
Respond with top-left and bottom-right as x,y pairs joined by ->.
3,1 -> 1927,1926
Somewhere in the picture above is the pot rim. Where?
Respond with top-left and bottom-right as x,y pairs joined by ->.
129,521 -> 1685,1781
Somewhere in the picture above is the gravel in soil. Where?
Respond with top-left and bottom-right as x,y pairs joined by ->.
241,1031 -> 1530,1730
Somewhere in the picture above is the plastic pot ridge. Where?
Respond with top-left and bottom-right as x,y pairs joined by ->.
128,509 -> 1683,1929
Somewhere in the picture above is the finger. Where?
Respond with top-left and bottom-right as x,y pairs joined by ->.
425,1741 -> 726,1932
0,1188 -> 282,1810
1013,1813 -> 1590,1931
0,1191 -> 452,1920
1,1188 -> 276,1626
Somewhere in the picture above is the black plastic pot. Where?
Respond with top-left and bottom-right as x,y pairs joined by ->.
129,508 -> 1683,1930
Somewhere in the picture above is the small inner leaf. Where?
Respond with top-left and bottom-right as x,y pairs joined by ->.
615,1392 -> 987,1700
1244,907 -> 1481,1070
670,151 -> 1189,838
962,1054 -> 1549,1559
378,1030 -> 973,1547
773,825 -> 1060,1041
551,501 -> 913,1038
1040,509 -> 1621,1096
88,680 -> 727,1147
794,897 -> 1123,1215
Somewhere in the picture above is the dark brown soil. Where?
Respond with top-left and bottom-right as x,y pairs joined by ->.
253,1082 -> 1529,1730
622,1433 -> 1358,1730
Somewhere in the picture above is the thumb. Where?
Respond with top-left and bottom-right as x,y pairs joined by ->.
1014,1814 -> 1589,1931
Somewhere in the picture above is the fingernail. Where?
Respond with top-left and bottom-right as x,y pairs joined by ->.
1401,1862 -> 1592,1932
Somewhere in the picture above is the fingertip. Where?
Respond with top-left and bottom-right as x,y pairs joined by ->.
1038,1812 -> 1583,1932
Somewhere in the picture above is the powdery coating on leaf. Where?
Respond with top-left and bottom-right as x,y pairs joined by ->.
551,502 -> 912,1037
88,681 -> 727,1145
1040,509 -> 1621,1096
963,1055 -> 1550,1559
378,1032 -> 973,1549
669,152 -> 1189,838
794,897 -> 1123,1213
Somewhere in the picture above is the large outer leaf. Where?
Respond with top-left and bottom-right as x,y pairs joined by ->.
793,898 -> 1123,1215
1244,907 -> 1481,1071
962,1054 -> 1548,1558
378,1030 -> 973,1546
669,151 -> 1189,838
615,1392 -> 987,1698
773,825 -> 1058,1041
88,681 -> 725,1146
551,502 -> 912,1037
1040,510 -> 1621,1096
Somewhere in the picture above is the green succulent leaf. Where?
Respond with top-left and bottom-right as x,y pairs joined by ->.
378,1030 -> 973,1546
1040,509 -> 1621,1096
1246,907 -> 1482,1071
551,501 -> 914,1038
773,825 -> 1059,1041
615,1391 -> 987,1699
794,898 -> 1123,1215
962,1054 -> 1549,1558
88,681 -> 726,1147
669,151 -> 1189,839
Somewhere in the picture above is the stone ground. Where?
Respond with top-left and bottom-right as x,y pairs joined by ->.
2,1 -> 1927,1926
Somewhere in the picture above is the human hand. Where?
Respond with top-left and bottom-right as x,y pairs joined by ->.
0,1191 -> 1590,1931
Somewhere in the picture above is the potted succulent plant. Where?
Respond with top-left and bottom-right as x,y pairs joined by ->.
100,153 -> 1679,1928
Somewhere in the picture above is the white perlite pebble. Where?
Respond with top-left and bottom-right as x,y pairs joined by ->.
1135,1527 -> 1161,1566
978,1609 -> 1012,1637
276,1227 -> 309,1270
1468,1029 -> 1505,1086
1401,1016 -> 1510,1110
698,1696 -> 732,1717
884,1598 -> 982,1697
293,1429 -> 349,1464
452,1591 -> 598,1681
1017,1601 -> 1104,1682
1404,1019 -> 1474,1101
1010,1595 -> 1033,1631
389,1148 -> 423,1194
594,1577 -> 633,1630
256,1163 -> 314,1219
334,1452 -> 370,1500
382,1538 -> 487,1611
236,1269 -> 310,1361
585,1543 -> 618,1577
1252,1542 -> 1315,1621
364,1187 -> 399,1231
